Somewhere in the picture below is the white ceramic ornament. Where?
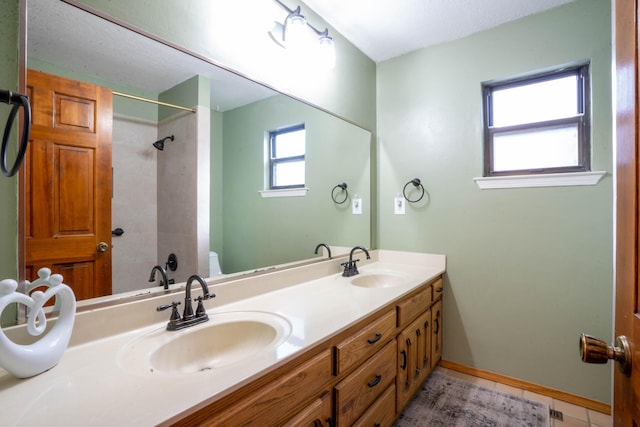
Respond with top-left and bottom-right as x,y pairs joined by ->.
0,268 -> 76,378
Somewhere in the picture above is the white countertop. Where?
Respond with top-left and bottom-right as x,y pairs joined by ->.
0,250 -> 445,426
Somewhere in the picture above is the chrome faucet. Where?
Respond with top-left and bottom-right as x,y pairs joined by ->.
156,274 -> 216,331
341,246 -> 371,277
149,265 -> 170,289
314,243 -> 332,259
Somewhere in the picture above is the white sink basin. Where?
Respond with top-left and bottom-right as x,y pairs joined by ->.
117,311 -> 291,375
350,271 -> 411,288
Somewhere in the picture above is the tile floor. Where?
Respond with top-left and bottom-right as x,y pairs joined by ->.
435,367 -> 612,427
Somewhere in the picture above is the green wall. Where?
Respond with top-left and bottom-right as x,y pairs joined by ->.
376,0 -> 612,403
72,0 -> 376,131
221,94 -> 371,273
0,0 -> 20,326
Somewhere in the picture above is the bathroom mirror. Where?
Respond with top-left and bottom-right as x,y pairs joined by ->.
19,0 -> 371,309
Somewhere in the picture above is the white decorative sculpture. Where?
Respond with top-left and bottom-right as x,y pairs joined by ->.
0,268 -> 76,378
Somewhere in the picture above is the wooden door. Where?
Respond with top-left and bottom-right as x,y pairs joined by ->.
25,69 -> 112,300
614,0 -> 639,422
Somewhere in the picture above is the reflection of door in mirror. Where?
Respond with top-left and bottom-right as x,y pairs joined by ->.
25,69 -> 113,300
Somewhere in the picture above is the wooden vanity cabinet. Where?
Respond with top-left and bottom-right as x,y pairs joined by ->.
170,275 -> 443,427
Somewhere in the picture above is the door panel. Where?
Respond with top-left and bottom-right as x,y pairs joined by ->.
614,0 -> 640,423
25,69 -> 112,299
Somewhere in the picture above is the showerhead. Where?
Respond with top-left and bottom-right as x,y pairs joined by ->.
153,135 -> 174,151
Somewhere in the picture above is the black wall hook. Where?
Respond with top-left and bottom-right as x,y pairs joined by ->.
402,178 -> 425,203
331,182 -> 349,204
0,90 -> 31,177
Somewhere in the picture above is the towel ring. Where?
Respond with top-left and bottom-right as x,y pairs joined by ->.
331,183 -> 349,204
402,178 -> 425,203
0,90 -> 31,177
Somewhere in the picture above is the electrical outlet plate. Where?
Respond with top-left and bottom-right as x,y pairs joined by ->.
394,196 -> 405,215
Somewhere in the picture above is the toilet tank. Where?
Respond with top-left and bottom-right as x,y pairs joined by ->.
209,251 -> 222,276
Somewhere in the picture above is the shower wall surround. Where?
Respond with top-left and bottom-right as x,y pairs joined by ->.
157,107 -> 211,283
111,115 -> 158,292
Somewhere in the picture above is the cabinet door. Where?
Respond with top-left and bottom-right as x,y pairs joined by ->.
431,299 -> 443,369
396,310 -> 431,411
396,326 -> 413,411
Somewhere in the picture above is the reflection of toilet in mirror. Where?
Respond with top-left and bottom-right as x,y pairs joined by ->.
209,252 -> 222,277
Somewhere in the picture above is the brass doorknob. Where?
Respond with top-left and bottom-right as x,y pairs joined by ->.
579,333 -> 631,376
96,241 -> 109,253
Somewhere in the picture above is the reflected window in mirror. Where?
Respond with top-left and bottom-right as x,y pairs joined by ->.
269,124 -> 306,189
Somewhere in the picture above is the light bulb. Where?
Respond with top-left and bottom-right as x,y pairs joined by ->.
318,35 -> 336,69
284,11 -> 307,51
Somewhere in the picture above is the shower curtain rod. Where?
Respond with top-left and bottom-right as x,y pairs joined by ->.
112,91 -> 196,113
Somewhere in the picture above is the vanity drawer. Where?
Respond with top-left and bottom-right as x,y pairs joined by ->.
397,285 -> 432,328
334,341 -> 397,426
334,309 -> 396,375
214,350 -> 332,427
282,391 -> 332,427
352,384 -> 396,427
432,278 -> 444,300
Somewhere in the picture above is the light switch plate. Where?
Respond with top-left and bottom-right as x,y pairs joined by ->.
352,197 -> 362,214
394,196 -> 405,215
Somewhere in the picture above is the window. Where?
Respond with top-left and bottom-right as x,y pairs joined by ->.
269,124 -> 305,189
482,64 -> 590,177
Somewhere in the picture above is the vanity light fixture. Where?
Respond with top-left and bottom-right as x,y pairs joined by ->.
268,0 -> 336,69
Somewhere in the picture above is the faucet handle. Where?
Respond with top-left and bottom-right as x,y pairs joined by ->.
157,301 -> 182,322
195,296 -> 207,318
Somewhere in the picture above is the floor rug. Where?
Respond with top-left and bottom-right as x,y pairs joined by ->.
394,371 -> 549,427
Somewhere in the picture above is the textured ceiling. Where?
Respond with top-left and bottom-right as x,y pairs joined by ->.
28,0 -> 578,109
301,0 -> 576,62
28,0 -> 276,111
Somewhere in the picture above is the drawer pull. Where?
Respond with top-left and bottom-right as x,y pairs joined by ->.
367,374 -> 382,388
400,350 -> 407,369
436,287 -> 443,292
367,333 -> 382,344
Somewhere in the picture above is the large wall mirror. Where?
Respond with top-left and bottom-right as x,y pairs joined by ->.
19,0 -> 371,315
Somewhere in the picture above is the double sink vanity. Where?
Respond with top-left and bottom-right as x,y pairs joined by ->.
0,249 -> 445,426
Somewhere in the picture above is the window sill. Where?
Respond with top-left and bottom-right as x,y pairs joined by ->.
259,188 -> 309,198
473,171 -> 606,189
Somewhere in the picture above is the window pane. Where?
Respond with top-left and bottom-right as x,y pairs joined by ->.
493,125 -> 579,172
492,75 -> 578,127
273,160 -> 305,187
273,129 -> 305,158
